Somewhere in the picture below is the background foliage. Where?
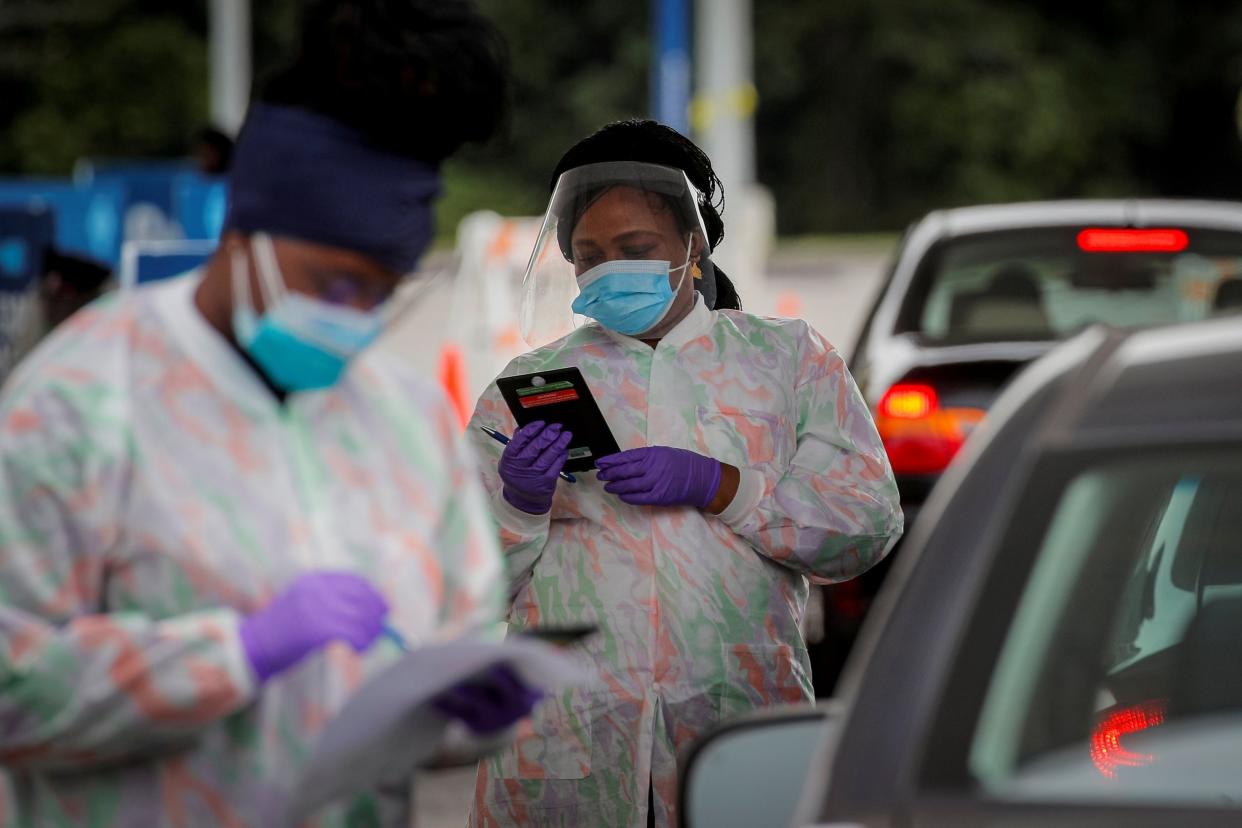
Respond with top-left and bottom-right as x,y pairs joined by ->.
2,0 -> 1241,235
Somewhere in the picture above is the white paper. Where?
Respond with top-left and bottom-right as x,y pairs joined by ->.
292,635 -> 590,820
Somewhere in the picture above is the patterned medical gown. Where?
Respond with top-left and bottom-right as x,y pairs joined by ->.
0,274 -> 503,827
468,297 -> 903,827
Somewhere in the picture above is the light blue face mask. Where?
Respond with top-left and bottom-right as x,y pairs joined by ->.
570,253 -> 691,337
231,235 -> 383,392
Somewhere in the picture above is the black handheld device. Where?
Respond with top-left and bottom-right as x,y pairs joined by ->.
496,367 -> 621,472
515,625 -> 599,645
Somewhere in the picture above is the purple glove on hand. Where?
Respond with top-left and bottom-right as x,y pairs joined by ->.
432,664 -> 544,735
595,446 -> 723,509
240,571 -> 389,684
497,420 -> 573,514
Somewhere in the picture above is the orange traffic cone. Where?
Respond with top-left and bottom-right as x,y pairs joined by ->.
438,343 -> 471,429
775,291 -> 803,318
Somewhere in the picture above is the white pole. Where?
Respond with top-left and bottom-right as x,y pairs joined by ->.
209,0 -> 251,135
693,0 -> 755,192
694,0 -> 770,306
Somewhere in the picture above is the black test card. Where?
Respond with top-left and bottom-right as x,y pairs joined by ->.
496,367 -> 621,472
515,625 -> 599,645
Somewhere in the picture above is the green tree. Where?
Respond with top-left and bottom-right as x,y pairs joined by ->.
753,0 -> 1242,233
434,0 -> 650,238
10,18 -> 207,173
0,0 -> 300,175
4,0 -> 1241,236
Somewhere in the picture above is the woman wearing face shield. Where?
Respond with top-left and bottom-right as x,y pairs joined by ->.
0,2 -> 541,825
468,120 -> 904,827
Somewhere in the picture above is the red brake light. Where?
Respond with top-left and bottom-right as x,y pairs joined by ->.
879,384 -> 938,419
1090,699 -> 1166,779
874,384 -> 984,476
1077,228 -> 1189,253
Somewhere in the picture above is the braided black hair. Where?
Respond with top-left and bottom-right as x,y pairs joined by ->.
550,119 -> 741,311
259,0 -> 509,163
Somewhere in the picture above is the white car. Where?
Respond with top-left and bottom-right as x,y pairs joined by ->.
814,199 -> 1242,696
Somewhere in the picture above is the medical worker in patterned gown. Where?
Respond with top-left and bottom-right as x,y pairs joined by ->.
469,119 -> 904,827
0,2 -> 541,826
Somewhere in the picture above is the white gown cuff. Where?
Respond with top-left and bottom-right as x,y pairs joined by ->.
492,489 -> 553,535
717,468 -> 766,528
167,607 -> 258,702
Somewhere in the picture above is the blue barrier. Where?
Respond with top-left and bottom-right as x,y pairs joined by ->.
77,160 -> 192,215
1,161 -> 228,273
173,173 -> 228,241
0,181 -> 125,266
78,160 -> 204,249
0,206 -> 55,378
119,239 -> 217,289
0,206 -> 55,292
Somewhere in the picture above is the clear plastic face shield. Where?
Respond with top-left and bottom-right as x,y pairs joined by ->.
520,161 -> 709,346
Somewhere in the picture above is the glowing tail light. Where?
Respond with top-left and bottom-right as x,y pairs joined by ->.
879,384 -> 938,419
1077,228 -> 1189,253
1090,699 -> 1167,778
875,384 -> 984,476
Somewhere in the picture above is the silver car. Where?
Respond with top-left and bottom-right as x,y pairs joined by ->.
681,314 -> 1242,827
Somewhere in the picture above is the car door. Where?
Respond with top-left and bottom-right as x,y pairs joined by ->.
896,446 -> 1242,827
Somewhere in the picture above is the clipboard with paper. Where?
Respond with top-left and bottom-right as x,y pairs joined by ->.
496,366 -> 621,472
291,636 -> 590,822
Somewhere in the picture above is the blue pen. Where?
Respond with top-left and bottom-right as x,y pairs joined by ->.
382,621 -> 410,652
479,426 -> 577,483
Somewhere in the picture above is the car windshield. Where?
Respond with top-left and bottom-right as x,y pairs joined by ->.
902,227 -> 1242,343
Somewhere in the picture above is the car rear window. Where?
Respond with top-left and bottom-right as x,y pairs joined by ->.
902,227 -> 1242,343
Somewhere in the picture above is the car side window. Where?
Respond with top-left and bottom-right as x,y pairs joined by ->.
1104,477 -> 1198,671
968,454 -> 1242,804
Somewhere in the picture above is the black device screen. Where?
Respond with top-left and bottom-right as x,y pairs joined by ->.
496,367 -> 621,473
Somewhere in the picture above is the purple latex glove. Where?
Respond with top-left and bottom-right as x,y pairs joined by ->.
431,664 -> 544,735
497,420 -> 573,514
240,571 -> 389,683
595,446 -> 723,509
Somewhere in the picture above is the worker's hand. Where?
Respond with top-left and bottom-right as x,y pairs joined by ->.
497,420 -> 573,515
596,446 -> 722,509
240,571 -> 389,683
431,664 -> 544,735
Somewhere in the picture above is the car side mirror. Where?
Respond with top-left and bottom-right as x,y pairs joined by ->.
678,705 -> 838,828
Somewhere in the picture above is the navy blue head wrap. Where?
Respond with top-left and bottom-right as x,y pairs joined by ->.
226,104 -> 441,274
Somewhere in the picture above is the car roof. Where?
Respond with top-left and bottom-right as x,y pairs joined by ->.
1058,316 -> 1242,446
928,198 -> 1242,237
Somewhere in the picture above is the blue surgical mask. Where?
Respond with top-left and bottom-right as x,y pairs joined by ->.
231,234 -> 383,392
571,259 -> 689,337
